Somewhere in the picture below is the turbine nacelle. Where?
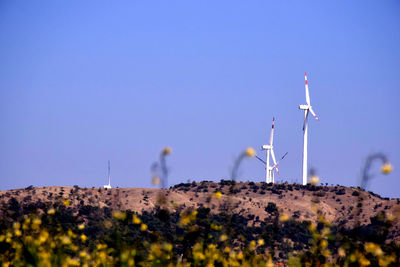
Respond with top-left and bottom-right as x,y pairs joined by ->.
299,104 -> 309,110
262,144 -> 272,150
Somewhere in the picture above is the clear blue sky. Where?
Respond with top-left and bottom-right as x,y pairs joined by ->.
1,1 -> 399,197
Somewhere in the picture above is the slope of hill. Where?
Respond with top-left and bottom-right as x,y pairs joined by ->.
1,181 -> 399,240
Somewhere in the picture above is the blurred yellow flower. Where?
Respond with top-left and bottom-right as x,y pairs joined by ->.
365,242 -> 383,256
13,222 -> 20,230
63,199 -> 71,206
214,191 -> 222,198
162,147 -> 172,155
112,211 -> 126,220
237,252 -> 244,260
338,247 -> 346,257
381,163 -> 393,174
310,175 -> 319,185
279,213 -> 289,222
321,239 -> 328,248
140,224 -> 148,231
162,242 -> 173,252
61,235 -> 71,245
151,176 -> 161,185
220,234 -> 228,242
39,231 -> 49,243
245,147 -> 256,157
14,229 -> 22,237
257,239 -> 264,246
47,208 -> 55,215
78,224 -> 85,230
266,256 -> 274,267
80,234 -> 87,243
97,243 -> 107,250
132,215 -> 141,225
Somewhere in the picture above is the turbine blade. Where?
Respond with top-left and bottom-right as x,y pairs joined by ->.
269,117 -> 275,145
305,72 -> 311,105
271,149 -> 279,174
309,107 -> 319,121
255,155 -> 266,165
302,110 -> 309,131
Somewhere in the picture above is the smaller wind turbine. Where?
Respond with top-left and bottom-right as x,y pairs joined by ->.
103,160 -> 112,189
271,152 -> 288,183
299,72 -> 319,185
256,152 -> 288,183
258,117 -> 279,183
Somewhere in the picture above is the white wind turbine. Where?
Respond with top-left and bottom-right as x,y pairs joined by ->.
259,117 -> 279,183
299,72 -> 319,185
103,160 -> 112,189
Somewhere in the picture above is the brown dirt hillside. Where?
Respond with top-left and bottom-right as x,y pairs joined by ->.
1,182 -> 399,240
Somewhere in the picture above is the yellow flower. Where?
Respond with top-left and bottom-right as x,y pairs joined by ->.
32,218 -> 41,229
39,231 -> 49,243
47,208 -> 55,215
266,255 -> 274,267
220,234 -> 228,242
63,199 -> 71,206
321,239 -> 328,248
279,213 -> 289,222
162,147 -> 172,155
14,229 -> 22,237
152,176 -> 161,185
13,222 -> 21,230
257,239 -> 264,246
249,240 -> 256,249
214,191 -> 222,198
179,216 -> 191,226
80,234 -> 87,242
365,242 -> 383,256
132,215 -> 141,225
97,243 -> 107,250
140,224 -> 148,231
359,256 -> 371,267
193,252 -> 205,260
79,251 -> 87,258
162,242 -> 173,252
381,163 -> 393,174
78,224 -> 85,230
61,235 -> 71,245
112,211 -> 127,220
245,147 -> 256,157
211,223 -> 222,231
223,247 -> 231,253
322,249 -> 330,257
365,242 -> 377,253
338,247 -> 346,257
310,175 -> 319,185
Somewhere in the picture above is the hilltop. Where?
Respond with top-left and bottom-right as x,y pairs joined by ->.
1,181 -> 399,241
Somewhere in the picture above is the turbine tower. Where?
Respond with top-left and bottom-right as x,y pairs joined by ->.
103,160 -> 112,189
299,72 -> 319,185
261,117 -> 279,183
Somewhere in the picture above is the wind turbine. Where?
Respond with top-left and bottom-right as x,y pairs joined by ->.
299,72 -> 319,185
259,117 -> 279,183
103,160 -> 112,189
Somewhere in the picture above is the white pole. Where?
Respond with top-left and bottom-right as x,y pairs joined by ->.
266,149 -> 270,183
272,168 -> 275,183
302,111 -> 308,185
108,160 -> 111,187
